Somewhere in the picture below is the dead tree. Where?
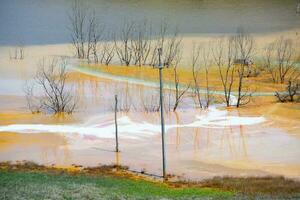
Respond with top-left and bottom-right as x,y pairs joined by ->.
233,28 -> 254,107
163,28 -> 182,68
201,44 -> 212,108
100,42 -> 115,65
149,22 -> 181,68
173,51 -> 190,111
265,37 -> 299,84
131,20 -> 152,66
274,37 -> 295,84
19,45 -> 24,59
25,59 -> 77,114
150,21 -> 167,67
191,44 -> 202,108
263,42 -> 277,82
114,21 -> 134,66
212,37 -> 236,107
10,44 -> 25,60
275,80 -> 300,102
69,0 -> 87,59
88,11 -> 104,63
24,81 -> 42,114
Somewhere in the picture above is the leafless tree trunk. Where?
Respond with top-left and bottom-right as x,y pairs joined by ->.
19,45 -> 24,59
191,44 -> 202,109
173,51 -> 190,111
265,37 -> 299,84
132,20 -> 152,66
275,37 -> 295,84
24,82 -> 42,114
233,28 -> 254,107
100,42 -> 115,65
201,45 -> 211,108
10,45 -> 25,60
163,28 -> 182,68
275,80 -> 300,102
25,59 -> 77,114
88,11 -> 104,63
69,0 -> 87,59
114,21 -> 134,66
263,42 -> 277,82
149,21 -> 181,68
212,38 -> 235,107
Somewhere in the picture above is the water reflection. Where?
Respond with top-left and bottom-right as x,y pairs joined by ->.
1,71 -> 300,180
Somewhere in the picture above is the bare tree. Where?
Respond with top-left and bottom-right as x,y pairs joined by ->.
233,28 -> 254,107
191,44 -> 202,108
271,37 -> 296,83
131,20 -> 153,66
212,37 -> 236,107
275,80 -> 300,102
114,21 -> 134,66
149,21 -> 182,68
25,59 -> 77,114
263,42 -> 277,82
24,82 -> 42,114
19,44 -> 24,59
69,0 -> 87,59
201,44 -> 212,108
88,11 -> 104,63
163,28 -> 182,68
100,41 -> 115,65
173,50 -> 190,111
10,44 -> 25,60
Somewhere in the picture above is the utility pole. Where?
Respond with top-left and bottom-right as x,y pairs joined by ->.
158,48 -> 166,179
114,95 -> 119,152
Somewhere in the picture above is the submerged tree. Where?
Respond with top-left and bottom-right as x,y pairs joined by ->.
114,21 -> 134,66
69,0 -> 87,59
275,80 -> 300,102
131,20 -> 153,66
173,49 -> 190,111
25,59 -> 77,114
68,0 -> 104,61
212,37 -> 236,107
233,27 -> 254,107
191,44 -> 202,109
264,36 -> 297,84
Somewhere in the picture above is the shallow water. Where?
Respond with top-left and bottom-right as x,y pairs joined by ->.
0,60 -> 299,180
0,0 -> 299,45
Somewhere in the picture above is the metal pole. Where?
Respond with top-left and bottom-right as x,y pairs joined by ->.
158,48 -> 166,179
115,95 -> 119,152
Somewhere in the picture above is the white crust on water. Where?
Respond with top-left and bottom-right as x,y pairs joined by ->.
0,107 -> 265,139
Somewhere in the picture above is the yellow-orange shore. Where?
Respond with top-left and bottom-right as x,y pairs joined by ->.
79,63 -> 287,93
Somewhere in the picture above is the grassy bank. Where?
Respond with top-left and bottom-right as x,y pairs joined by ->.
0,168 -> 231,200
1,162 -> 300,199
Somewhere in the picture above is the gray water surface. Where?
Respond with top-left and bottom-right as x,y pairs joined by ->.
0,0 -> 299,45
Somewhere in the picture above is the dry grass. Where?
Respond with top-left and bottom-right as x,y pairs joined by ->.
199,176 -> 300,195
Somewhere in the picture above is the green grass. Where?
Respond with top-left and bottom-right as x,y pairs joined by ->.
0,170 -> 232,200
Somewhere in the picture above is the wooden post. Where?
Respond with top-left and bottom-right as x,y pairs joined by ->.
114,95 -> 119,152
158,48 -> 166,179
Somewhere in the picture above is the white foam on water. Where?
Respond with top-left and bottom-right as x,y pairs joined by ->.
0,107 -> 266,139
